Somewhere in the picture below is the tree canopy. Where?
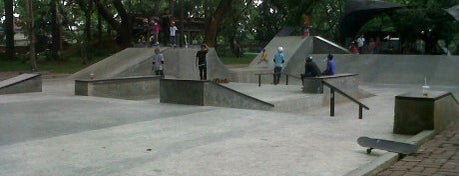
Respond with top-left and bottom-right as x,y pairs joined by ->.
1,0 -> 458,65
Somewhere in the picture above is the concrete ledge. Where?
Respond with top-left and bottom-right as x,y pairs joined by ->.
394,91 -> 459,134
344,130 -> 435,176
0,73 -> 42,95
302,73 -> 358,94
75,75 -> 161,100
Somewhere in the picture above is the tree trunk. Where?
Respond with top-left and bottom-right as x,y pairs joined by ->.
4,0 -> 15,60
77,0 -> 94,64
25,0 -> 37,71
50,0 -> 61,60
203,0 -> 233,47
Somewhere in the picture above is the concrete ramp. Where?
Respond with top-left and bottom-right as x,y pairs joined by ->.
163,47 -> 235,80
313,36 -> 352,54
0,73 -> 42,95
237,36 -> 350,83
70,47 -> 234,81
69,48 -> 157,80
160,79 -> 274,110
248,36 -> 310,69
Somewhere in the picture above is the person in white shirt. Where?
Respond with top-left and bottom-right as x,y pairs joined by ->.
169,21 -> 178,47
356,34 -> 365,54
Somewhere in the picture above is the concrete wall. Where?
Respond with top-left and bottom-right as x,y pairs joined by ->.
160,79 -> 274,110
75,76 -> 161,100
308,54 -> 459,86
0,74 -> 42,95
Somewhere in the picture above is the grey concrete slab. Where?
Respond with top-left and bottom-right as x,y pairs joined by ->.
0,78 -> 421,176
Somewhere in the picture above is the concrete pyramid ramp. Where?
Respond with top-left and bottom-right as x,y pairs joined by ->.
236,36 -> 350,83
248,36 -> 311,69
69,47 -> 234,81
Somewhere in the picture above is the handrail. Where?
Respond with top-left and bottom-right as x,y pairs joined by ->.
255,72 -> 301,86
321,80 -> 369,119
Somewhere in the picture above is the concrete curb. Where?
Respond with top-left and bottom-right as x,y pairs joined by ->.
344,130 -> 436,176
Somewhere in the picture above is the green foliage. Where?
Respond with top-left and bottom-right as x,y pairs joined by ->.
219,54 -> 255,65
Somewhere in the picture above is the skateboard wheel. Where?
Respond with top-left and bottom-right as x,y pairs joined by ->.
366,148 -> 372,154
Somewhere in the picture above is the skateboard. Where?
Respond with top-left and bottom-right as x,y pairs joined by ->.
357,136 -> 419,155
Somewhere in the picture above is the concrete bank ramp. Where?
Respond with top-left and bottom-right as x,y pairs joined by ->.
69,48 -> 157,80
0,73 -> 42,95
69,47 -> 234,81
160,79 -> 274,110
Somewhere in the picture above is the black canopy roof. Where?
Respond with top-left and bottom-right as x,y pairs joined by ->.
446,5 -> 459,21
339,0 -> 405,42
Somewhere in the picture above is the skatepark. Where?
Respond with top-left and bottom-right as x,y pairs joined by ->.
1,36 -> 459,176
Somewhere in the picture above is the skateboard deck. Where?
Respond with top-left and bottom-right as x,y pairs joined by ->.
357,136 -> 419,155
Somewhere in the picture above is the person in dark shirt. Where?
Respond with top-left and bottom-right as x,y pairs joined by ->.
301,56 -> 321,79
195,44 -> 209,80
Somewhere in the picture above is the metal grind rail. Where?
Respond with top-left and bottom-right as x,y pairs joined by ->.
321,80 -> 369,119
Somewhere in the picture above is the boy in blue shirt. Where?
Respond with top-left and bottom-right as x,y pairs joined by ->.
273,46 -> 285,85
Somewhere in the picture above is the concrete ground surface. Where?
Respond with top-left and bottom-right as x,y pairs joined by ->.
0,77 -> 433,176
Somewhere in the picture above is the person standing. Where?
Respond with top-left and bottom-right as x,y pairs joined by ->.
195,44 -> 209,80
273,46 -> 285,85
169,21 -> 178,47
152,48 -> 165,77
322,54 -> 336,76
356,34 -> 365,54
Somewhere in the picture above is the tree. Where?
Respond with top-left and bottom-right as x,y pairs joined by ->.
203,0 -> 233,47
3,0 -> 15,60
93,0 -> 134,47
25,0 -> 37,71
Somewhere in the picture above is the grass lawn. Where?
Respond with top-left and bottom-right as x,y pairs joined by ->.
219,53 -> 257,65
0,55 -> 107,74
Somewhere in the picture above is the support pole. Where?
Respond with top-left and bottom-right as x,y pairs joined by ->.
330,88 -> 335,116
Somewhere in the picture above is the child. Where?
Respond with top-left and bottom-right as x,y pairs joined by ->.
152,48 -> 164,77
258,49 -> 268,64
169,21 -> 178,47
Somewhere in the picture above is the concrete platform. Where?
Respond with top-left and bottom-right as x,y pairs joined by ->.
0,78 -> 422,176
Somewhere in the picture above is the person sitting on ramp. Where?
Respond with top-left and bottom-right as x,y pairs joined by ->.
301,56 -> 321,79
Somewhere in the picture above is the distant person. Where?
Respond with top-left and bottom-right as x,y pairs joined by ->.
273,46 -> 285,85
374,37 -> 381,54
258,49 -> 268,64
356,34 -> 365,54
195,44 -> 209,80
150,18 -> 161,46
152,48 -> 164,77
350,42 -> 359,54
322,54 -> 336,76
367,38 -> 375,54
169,21 -> 178,47
301,56 -> 321,79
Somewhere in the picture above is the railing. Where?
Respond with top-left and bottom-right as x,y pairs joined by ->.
321,80 -> 369,119
254,72 -> 301,87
